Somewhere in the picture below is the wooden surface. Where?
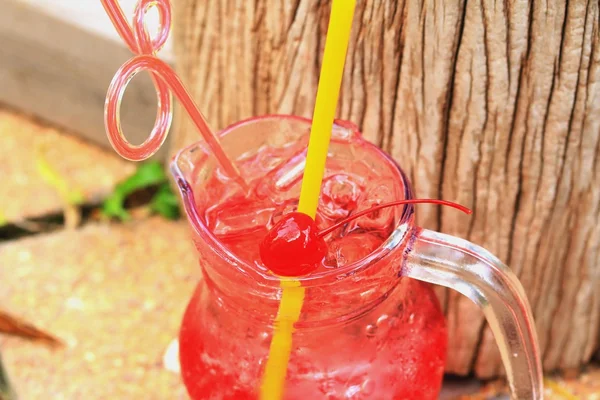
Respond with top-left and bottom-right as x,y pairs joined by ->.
0,0 -> 169,159
172,0 -> 600,378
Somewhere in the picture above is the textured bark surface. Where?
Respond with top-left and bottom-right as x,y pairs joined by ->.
172,0 -> 600,377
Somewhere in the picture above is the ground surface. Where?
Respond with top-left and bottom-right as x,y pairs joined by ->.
1,218 -> 195,399
0,109 -> 134,224
0,109 -> 598,399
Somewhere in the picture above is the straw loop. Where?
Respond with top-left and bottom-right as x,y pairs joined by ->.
100,0 -> 138,52
101,0 -> 170,54
102,0 -> 246,184
104,56 -> 173,161
101,0 -> 173,161
133,0 -> 171,55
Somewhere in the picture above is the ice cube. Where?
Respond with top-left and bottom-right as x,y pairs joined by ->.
325,233 -> 384,268
204,195 -> 275,236
253,147 -> 306,204
318,174 -> 364,220
237,145 -> 291,184
346,179 -> 398,236
268,198 -> 299,228
216,227 -> 269,269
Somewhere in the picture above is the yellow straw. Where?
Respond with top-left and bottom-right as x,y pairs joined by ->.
260,0 -> 356,399
297,0 -> 356,219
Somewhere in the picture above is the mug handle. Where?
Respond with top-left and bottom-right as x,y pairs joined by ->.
403,228 -> 544,400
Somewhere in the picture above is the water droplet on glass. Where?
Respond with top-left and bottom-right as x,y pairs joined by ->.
361,378 -> 375,395
377,314 -> 389,327
239,370 -> 251,384
260,331 -> 270,344
344,384 -> 361,398
365,324 -> 377,337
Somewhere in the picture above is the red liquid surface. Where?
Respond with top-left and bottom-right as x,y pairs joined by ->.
179,137 -> 447,399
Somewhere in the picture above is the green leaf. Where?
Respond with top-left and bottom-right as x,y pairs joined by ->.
150,183 -> 181,220
118,162 -> 168,193
101,194 -> 130,221
102,162 -> 168,221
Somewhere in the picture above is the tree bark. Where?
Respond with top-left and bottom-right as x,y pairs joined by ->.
171,0 -> 600,378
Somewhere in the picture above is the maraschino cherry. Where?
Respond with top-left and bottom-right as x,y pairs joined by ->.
260,199 -> 472,277
259,212 -> 327,277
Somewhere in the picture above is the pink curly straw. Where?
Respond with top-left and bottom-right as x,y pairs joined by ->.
100,0 -> 246,188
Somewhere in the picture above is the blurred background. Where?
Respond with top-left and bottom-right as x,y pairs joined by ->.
0,0 -> 598,399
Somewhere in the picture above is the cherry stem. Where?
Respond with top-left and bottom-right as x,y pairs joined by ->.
317,199 -> 472,237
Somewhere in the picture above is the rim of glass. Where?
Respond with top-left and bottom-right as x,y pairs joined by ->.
170,114 -> 416,287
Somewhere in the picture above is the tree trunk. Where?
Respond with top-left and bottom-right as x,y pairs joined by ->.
171,0 -> 600,378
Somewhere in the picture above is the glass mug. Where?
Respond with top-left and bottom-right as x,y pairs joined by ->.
171,115 -> 543,399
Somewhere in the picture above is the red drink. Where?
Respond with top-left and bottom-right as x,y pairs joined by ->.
179,276 -> 446,400
174,117 -> 447,399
